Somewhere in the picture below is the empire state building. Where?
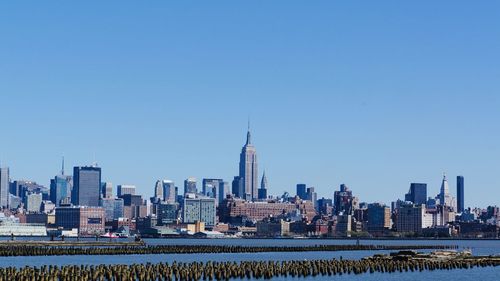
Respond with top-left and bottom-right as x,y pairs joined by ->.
239,128 -> 258,201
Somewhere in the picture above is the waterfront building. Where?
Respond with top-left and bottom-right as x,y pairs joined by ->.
457,176 -> 465,213
158,202 -> 179,224
405,183 -> 427,205
258,172 -> 268,200
0,167 -> 9,208
117,185 -> 136,197
55,206 -> 105,236
218,197 -> 316,223
296,184 -> 307,200
184,177 -> 197,194
396,203 -> 432,233
256,218 -> 290,237
367,203 -> 391,233
121,194 -> 147,219
335,214 -> 352,237
183,196 -> 216,226
239,127 -> 258,201
71,166 -> 101,207
101,182 -> 113,199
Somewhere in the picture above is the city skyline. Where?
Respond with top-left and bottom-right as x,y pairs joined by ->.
1,2 -> 499,207
0,128 -> 485,209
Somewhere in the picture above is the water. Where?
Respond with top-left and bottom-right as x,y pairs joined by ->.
0,238 -> 498,280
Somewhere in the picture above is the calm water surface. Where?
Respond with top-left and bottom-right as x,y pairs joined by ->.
0,238 -> 498,280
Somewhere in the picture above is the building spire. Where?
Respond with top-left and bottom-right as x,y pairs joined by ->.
246,118 -> 251,145
61,156 -> 65,176
261,170 -> 268,189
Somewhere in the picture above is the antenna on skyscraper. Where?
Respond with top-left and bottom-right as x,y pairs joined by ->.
61,156 -> 65,175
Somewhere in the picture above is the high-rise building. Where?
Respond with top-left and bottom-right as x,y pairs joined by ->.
334,184 -> 355,215
50,175 -> 72,207
202,179 -> 223,198
158,202 -> 179,224
457,176 -> 465,213
101,182 -> 113,199
367,203 -> 391,233
154,180 -> 163,200
55,206 -> 105,236
218,181 -> 230,204
296,184 -> 307,200
161,180 -> 176,203
258,172 -> 268,200
306,187 -> 317,208
184,177 -> 197,194
71,166 -> 101,207
239,127 -> 258,201
183,196 -> 216,226
0,167 -> 9,208
100,198 -> 124,221
231,176 -> 244,199
396,203 -> 432,233
117,185 -> 136,197
24,193 -> 43,213
405,183 -> 427,205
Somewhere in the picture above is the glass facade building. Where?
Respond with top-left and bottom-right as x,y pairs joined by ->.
457,176 -> 465,213
71,166 -> 101,207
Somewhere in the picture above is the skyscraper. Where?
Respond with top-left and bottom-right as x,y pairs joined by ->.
239,127 -> 258,201
457,176 -> 465,213
231,176 -> 244,199
296,184 -> 307,200
405,183 -> 427,205
0,167 -> 9,208
50,176 -> 72,206
162,180 -> 176,203
202,179 -> 223,197
438,173 -> 453,207
184,177 -> 197,194
258,172 -> 268,200
154,180 -> 163,200
117,185 -> 136,197
71,166 -> 101,207
101,182 -> 113,199
218,181 -> 230,204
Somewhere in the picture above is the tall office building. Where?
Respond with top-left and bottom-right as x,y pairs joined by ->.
457,176 -> 465,213
50,176 -> 72,206
306,187 -> 317,208
0,167 -> 9,208
71,166 -> 101,207
258,172 -> 268,200
154,180 -> 163,200
117,185 -> 136,197
296,184 -> 307,200
202,179 -> 223,197
405,183 -> 427,205
101,182 -> 113,199
239,127 -> 258,201
438,174 -> 453,207
218,181 -> 230,204
184,177 -> 197,194
162,180 -> 176,203
231,176 -> 244,199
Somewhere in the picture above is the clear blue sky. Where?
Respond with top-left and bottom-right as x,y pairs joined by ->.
1,1 -> 499,207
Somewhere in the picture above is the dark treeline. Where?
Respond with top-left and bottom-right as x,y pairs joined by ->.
0,257 -> 499,280
0,244 -> 457,257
